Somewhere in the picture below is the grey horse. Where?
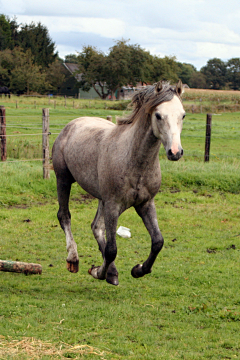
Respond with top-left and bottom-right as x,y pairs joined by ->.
52,81 -> 185,285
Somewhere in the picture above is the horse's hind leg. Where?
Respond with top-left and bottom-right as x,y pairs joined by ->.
56,171 -> 79,273
91,200 -> 119,285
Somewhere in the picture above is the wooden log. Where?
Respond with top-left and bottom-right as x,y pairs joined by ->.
0,260 -> 42,275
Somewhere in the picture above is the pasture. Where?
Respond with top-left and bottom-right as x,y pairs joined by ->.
0,94 -> 240,359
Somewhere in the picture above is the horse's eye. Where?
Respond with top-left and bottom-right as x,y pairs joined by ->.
155,113 -> 162,120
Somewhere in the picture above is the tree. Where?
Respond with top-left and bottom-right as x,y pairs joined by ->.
46,59 -> 65,94
0,48 -> 14,86
189,71 -> 207,89
226,58 -> 240,90
77,45 -> 109,99
177,62 -> 197,86
76,40 -> 153,99
126,43 -> 152,86
105,40 -> 152,98
200,58 -> 227,89
104,40 -> 134,98
150,55 -> 179,84
0,47 -> 47,94
0,14 -> 14,51
11,48 -> 47,94
17,22 -> 57,68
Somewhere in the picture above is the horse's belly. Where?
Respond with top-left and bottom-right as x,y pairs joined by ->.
68,162 -> 101,198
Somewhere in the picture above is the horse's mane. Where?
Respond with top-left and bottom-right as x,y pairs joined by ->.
117,81 -> 182,126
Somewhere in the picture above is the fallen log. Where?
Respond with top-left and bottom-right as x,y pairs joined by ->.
0,260 -> 42,275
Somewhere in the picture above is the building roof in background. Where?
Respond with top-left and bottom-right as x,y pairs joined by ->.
63,63 -> 82,81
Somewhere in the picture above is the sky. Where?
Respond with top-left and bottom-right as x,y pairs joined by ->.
1,0 -> 240,70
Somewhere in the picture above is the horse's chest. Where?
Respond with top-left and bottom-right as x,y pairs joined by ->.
127,176 -> 160,207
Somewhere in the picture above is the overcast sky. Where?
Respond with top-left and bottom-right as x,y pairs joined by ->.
1,0 -> 240,70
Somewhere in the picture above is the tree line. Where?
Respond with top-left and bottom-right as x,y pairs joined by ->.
0,15 -> 63,94
1,14 -> 240,96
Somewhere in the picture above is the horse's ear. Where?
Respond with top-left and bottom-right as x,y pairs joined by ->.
155,81 -> 163,93
176,80 -> 183,96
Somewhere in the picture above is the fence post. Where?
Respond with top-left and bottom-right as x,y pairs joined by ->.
0,106 -> 6,161
42,108 -> 50,179
204,113 -> 212,162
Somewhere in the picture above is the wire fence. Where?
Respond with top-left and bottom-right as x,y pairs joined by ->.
0,108 -> 240,169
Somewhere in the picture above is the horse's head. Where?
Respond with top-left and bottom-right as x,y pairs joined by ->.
151,80 -> 185,161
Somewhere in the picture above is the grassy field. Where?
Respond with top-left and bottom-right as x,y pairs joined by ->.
183,88 -> 240,114
0,94 -> 240,359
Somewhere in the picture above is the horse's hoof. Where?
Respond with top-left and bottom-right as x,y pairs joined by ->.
131,264 -> 152,278
88,265 -> 105,280
66,260 -> 79,273
106,274 -> 119,286
88,265 -> 98,279
131,264 -> 143,278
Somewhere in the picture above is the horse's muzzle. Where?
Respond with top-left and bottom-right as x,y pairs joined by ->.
167,148 -> 184,161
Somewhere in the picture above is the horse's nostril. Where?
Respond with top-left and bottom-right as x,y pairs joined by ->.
181,149 -> 184,156
168,149 -> 173,157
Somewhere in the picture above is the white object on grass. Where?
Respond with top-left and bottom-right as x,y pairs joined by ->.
117,226 -> 131,238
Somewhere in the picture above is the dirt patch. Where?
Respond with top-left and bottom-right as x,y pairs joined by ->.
8,204 -> 29,209
170,188 -> 181,193
72,193 -> 95,204
8,202 -> 47,210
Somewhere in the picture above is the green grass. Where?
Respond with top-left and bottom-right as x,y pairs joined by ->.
0,161 -> 240,359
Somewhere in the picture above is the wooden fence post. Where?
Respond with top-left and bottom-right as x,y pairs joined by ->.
204,113 -> 212,162
42,108 -> 50,179
0,106 -> 6,161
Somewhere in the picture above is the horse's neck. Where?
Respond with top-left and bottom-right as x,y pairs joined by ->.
126,118 -> 161,168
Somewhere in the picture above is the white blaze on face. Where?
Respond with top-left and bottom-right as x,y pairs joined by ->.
152,95 -> 185,155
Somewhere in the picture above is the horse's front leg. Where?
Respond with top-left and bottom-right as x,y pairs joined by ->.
132,199 -> 164,278
89,203 -> 119,284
